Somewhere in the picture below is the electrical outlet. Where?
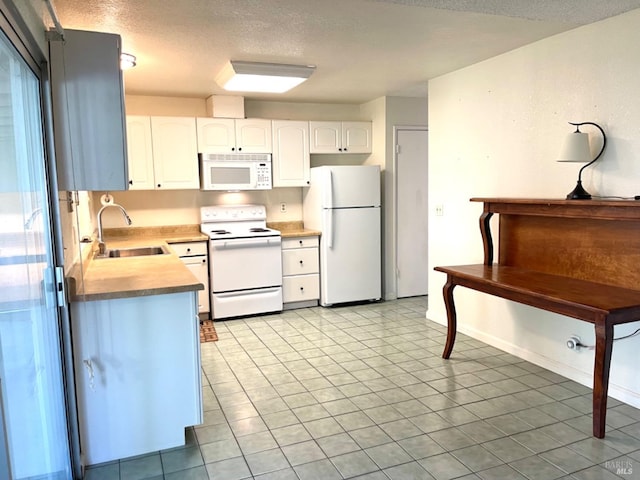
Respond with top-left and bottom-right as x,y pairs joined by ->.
280,203 -> 287,213
435,205 -> 444,216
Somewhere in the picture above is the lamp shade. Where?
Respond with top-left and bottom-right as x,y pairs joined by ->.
557,131 -> 591,162
216,61 -> 315,93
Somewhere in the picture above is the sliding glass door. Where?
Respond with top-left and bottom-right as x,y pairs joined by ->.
0,26 -> 71,479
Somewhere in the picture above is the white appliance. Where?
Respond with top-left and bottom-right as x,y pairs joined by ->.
200,153 -> 272,190
303,165 -> 382,306
200,205 -> 282,319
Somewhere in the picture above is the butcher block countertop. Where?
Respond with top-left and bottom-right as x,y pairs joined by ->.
268,221 -> 321,238
68,225 -> 207,302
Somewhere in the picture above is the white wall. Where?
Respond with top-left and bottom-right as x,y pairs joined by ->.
428,9 -> 640,407
361,96 -> 429,299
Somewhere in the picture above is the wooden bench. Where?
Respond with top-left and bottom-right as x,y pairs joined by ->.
434,198 -> 640,438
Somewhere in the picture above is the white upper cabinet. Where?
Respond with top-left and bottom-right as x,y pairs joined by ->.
309,121 -> 372,154
197,118 -> 272,153
195,118 -> 234,153
126,116 -> 155,190
236,119 -> 273,153
151,117 -> 199,189
342,121 -> 373,153
272,120 -> 310,187
309,121 -> 340,153
126,116 -> 199,190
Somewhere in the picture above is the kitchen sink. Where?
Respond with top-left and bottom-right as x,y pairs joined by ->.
95,245 -> 170,259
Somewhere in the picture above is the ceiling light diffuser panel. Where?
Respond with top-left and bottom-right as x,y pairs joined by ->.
216,61 -> 316,93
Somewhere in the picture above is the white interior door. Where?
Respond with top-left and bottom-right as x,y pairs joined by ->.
396,128 -> 429,298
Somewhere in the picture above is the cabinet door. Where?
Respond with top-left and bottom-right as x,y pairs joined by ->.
50,30 -> 128,191
309,121 -> 341,153
183,257 -> 210,314
342,121 -> 372,153
235,119 -> 272,153
151,117 -> 199,189
196,117 -> 236,153
71,293 -> 201,465
272,120 -> 310,187
126,116 -> 155,190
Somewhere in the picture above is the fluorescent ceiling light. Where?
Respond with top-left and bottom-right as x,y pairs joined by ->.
216,61 -> 315,93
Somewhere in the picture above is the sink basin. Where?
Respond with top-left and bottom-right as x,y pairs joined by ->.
95,245 -> 170,259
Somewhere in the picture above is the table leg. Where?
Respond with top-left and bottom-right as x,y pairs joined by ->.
593,320 -> 613,438
442,277 -> 457,359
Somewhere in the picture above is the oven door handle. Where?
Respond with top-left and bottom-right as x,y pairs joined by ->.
215,287 -> 281,298
212,237 -> 281,249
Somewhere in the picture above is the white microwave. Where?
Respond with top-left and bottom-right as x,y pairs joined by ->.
200,153 -> 272,191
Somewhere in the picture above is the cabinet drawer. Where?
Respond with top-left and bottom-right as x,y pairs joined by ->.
170,241 -> 208,257
282,248 -> 319,275
283,274 -> 319,302
282,236 -> 319,249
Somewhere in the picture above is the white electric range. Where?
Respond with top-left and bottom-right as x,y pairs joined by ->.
200,205 -> 282,319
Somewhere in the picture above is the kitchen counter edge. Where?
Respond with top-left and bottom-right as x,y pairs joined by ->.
268,221 -> 321,238
68,231 -> 208,302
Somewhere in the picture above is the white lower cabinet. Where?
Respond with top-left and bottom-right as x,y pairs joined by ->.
172,241 -> 210,316
70,292 -> 202,465
281,236 -> 319,309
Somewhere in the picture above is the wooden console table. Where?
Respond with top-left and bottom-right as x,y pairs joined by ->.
434,198 -> 640,438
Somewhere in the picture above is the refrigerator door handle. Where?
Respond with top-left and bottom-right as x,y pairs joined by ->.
323,168 -> 334,209
325,208 -> 333,248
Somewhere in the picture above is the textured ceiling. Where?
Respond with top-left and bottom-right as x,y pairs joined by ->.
44,0 -> 640,104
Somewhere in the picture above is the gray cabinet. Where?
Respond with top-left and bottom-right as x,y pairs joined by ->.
49,29 -> 128,191
71,292 -> 202,465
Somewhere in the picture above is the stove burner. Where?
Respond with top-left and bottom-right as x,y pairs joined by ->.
249,227 -> 270,233
210,229 -> 231,235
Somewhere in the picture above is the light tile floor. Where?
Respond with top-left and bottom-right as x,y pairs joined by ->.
85,297 -> 640,479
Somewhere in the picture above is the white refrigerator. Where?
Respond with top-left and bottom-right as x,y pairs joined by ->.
303,165 -> 382,306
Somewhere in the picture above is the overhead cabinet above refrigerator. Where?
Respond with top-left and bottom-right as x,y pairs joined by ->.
309,121 -> 372,154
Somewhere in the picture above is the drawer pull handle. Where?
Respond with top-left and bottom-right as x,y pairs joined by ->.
299,260 -> 304,265
300,287 -> 304,291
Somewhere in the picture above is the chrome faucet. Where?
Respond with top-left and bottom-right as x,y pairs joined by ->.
97,203 -> 132,254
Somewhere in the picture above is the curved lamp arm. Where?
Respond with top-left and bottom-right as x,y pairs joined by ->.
571,121 -> 607,182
